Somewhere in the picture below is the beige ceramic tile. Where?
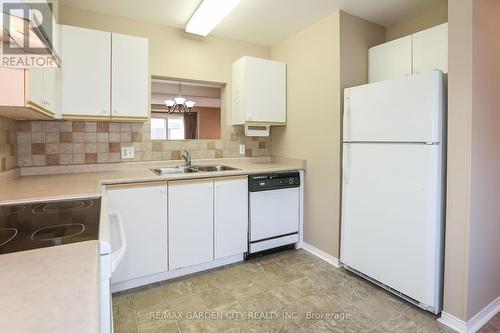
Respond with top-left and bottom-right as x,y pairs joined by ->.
161,279 -> 200,302
132,284 -> 169,311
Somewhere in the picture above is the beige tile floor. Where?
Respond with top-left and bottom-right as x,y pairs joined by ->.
112,249 -> 500,333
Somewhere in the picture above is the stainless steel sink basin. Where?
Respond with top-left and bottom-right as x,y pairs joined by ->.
191,165 -> 240,172
151,166 -> 199,175
151,164 -> 240,175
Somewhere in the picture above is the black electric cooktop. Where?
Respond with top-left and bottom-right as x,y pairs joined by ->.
0,198 -> 101,255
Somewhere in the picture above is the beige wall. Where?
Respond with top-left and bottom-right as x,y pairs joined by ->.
444,0 -> 500,322
59,5 -> 270,138
386,1 -> 448,41
270,11 -> 384,258
339,12 -> 385,100
270,11 -> 341,256
468,0 -> 500,319
443,0 -> 473,320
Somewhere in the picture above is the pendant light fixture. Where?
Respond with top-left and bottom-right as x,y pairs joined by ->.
164,83 -> 196,113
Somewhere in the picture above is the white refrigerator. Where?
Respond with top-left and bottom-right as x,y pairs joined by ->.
340,71 -> 446,314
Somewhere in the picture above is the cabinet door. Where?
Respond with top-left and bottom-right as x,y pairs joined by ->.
243,57 -> 286,123
27,68 -> 44,108
43,69 -> 57,114
369,36 -> 412,82
168,179 -> 214,270
61,25 -> 111,119
27,68 -> 56,114
413,23 -> 448,74
214,177 -> 248,259
106,183 -> 168,283
111,33 -> 149,120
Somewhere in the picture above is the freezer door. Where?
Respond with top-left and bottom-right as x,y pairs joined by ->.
344,71 -> 444,143
340,143 -> 444,310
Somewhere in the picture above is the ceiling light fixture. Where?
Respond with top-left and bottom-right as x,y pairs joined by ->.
186,0 -> 240,36
164,83 -> 196,114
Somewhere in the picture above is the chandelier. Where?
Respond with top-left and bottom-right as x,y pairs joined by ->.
164,83 -> 196,114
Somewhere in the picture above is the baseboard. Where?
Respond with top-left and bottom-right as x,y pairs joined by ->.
438,312 -> 468,332
301,242 -> 341,268
111,254 -> 243,293
438,296 -> 500,333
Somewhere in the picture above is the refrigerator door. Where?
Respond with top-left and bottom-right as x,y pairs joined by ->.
341,143 -> 444,310
344,71 -> 444,143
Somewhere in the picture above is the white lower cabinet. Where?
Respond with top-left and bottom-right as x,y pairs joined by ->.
106,182 -> 168,283
214,177 -> 248,259
107,176 -> 249,286
168,179 -> 214,270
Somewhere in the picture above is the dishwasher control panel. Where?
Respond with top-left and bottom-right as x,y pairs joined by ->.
248,171 -> 300,192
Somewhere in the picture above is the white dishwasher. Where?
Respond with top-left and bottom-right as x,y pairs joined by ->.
248,172 -> 300,256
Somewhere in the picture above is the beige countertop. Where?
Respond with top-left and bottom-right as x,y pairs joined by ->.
0,157 -> 305,205
0,241 -> 100,333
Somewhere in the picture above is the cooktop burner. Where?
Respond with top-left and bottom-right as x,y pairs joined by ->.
0,228 -> 17,247
0,205 -> 26,216
0,198 -> 100,255
32,200 -> 94,215
32,223 -> 86,242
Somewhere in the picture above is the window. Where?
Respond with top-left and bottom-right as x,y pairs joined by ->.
150,114 -> 185,140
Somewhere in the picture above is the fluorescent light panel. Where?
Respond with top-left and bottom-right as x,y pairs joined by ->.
186,0 -> 240,36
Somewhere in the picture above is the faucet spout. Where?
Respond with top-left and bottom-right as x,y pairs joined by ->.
181,150 -> 192,167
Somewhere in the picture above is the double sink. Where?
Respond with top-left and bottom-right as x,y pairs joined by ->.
151,164 -> 240,175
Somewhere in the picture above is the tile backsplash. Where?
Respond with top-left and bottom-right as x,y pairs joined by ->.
16,120 -> 271,167
0,116 -> 16,172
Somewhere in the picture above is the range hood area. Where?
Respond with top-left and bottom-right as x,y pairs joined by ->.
1,0 -> 61,67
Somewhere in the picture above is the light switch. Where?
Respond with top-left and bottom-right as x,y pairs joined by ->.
239,144 -> 245,155
121,147 -> 135,159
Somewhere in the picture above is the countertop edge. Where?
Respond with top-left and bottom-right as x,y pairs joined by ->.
0,160 -> 305,205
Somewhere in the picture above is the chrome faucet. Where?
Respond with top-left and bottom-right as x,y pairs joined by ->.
180,150 -> 192,167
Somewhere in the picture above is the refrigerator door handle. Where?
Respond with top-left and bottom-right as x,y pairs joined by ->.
343,143 -> 351,184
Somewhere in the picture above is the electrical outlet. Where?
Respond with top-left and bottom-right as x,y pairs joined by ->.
239,144 -> 245,155
121,147 -> 134,159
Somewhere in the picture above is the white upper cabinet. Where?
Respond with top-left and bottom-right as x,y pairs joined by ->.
61,25 -> 149,121
28,68 -> 57,115
232,56 -> 286,125
369,36 -> 413,83
61,25 -> 111,120
412,23 -> 448,75
111,33 -> 149,121
0,68 -> 57,120
27,69 -> 44,110
369,23 -> 448,83
168,179 -> 214,270
106,182 -> 168,284
214,177 -> 248,259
